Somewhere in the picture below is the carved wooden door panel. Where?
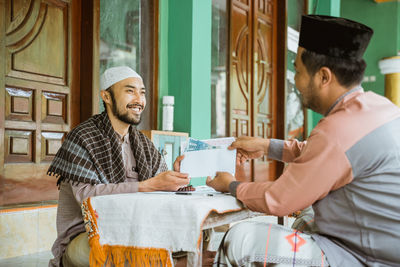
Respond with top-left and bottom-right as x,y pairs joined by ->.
0,0 -> 80,205
253,0 -> 277,182
229,0 -> 277,182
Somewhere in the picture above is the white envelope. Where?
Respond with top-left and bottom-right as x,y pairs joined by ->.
180,148 -> 236,178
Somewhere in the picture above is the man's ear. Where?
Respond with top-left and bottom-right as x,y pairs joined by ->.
318,67 -> 332,87
101,90 -> 111,104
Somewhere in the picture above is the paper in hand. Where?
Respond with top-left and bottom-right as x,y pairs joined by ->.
180,137 -> 236,178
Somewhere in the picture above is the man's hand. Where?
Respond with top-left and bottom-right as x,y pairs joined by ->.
171,155 -> 195,191
229,136 -> 270,164
173,155 -> 184,172
139,171 -> 189,192
206,172 -> 235,193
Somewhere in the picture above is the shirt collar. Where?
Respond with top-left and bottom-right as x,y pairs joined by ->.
325,86 -> 363,116
116,132 -> 130,144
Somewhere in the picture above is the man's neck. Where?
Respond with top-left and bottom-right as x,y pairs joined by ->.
323,84 -> 360,115
106,110 -> 130,137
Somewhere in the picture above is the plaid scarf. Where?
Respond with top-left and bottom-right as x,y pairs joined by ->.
48,112 -> 167,185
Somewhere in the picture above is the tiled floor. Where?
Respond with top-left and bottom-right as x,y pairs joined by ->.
0,251 -> 52,267
0,206 -> 57,259
0,216 -> 291,267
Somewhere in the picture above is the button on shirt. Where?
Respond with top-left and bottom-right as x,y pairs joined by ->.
118,132 -> 139,181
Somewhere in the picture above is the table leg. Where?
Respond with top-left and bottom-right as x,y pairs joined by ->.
187,232 -> 203,267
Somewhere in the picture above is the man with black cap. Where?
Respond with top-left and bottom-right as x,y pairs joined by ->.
207,15 -> 400,266
48,66 -> 191,266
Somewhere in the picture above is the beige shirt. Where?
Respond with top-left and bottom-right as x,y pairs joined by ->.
119,132 -> 139,180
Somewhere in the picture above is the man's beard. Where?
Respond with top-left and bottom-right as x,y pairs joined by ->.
300,80 -> 323,114
109,90 -> 142,125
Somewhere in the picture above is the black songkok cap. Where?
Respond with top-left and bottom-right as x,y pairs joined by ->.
299,15 -> 373,60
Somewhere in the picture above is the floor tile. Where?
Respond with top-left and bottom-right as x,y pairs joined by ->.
0,251 -> 52,267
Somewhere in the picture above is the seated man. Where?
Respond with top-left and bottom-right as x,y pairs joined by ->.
48,66 -> 190,267
208,15 -> 400,266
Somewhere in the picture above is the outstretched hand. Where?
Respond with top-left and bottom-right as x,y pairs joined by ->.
206,172 -> 235,193
172,155 -> 194,191
229,136 -> 270,164
139,170 -> 189,192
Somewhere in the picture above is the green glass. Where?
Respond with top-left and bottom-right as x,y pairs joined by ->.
100,0 -> 141,79
286,0 -> 306,140
99,0 -> 155,130
211,0 -> 228,138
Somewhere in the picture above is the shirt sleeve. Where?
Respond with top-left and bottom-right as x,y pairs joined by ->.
236,130 -> 353,216
268,138 -> 307,162
71,180 -> 139,205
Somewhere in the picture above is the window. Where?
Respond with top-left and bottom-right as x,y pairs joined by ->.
99,0 -> 158,130
211,0 -> 228,138
286,0 -> 306,140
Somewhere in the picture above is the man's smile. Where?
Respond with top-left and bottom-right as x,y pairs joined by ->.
127,103 -> 144,113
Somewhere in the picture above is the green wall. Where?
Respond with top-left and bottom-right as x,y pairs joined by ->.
309,0 -> 340,15
159,0 -> 169,127
341,0 -> 399,96
158,0 -> 212,139
398,4 -> 400,52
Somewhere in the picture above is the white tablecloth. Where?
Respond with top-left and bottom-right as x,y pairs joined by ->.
82,192 -> 253,266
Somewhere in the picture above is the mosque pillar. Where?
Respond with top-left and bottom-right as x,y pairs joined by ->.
379,56 -> 400,107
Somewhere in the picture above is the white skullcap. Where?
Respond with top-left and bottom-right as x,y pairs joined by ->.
100,66 -> 142,90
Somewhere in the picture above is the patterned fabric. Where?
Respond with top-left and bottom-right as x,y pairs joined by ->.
214,221 -> 329,267
48,112 -> 167,185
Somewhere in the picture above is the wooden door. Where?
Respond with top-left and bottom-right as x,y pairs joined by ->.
0,0 -> 80,205
229,0 -> 281,182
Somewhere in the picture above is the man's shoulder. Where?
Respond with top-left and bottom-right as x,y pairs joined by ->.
312,91 -> 400,150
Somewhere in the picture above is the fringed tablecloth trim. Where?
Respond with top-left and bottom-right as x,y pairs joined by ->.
82,198 -> 172,267
90,245 -> 172,267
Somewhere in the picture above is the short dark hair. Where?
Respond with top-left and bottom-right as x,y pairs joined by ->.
301,49 -> 366,88
102,86 -> 113,111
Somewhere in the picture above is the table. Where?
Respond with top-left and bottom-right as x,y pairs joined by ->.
82,192 -> 258,267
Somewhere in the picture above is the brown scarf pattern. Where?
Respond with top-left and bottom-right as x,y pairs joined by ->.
48,112 -> 167,185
